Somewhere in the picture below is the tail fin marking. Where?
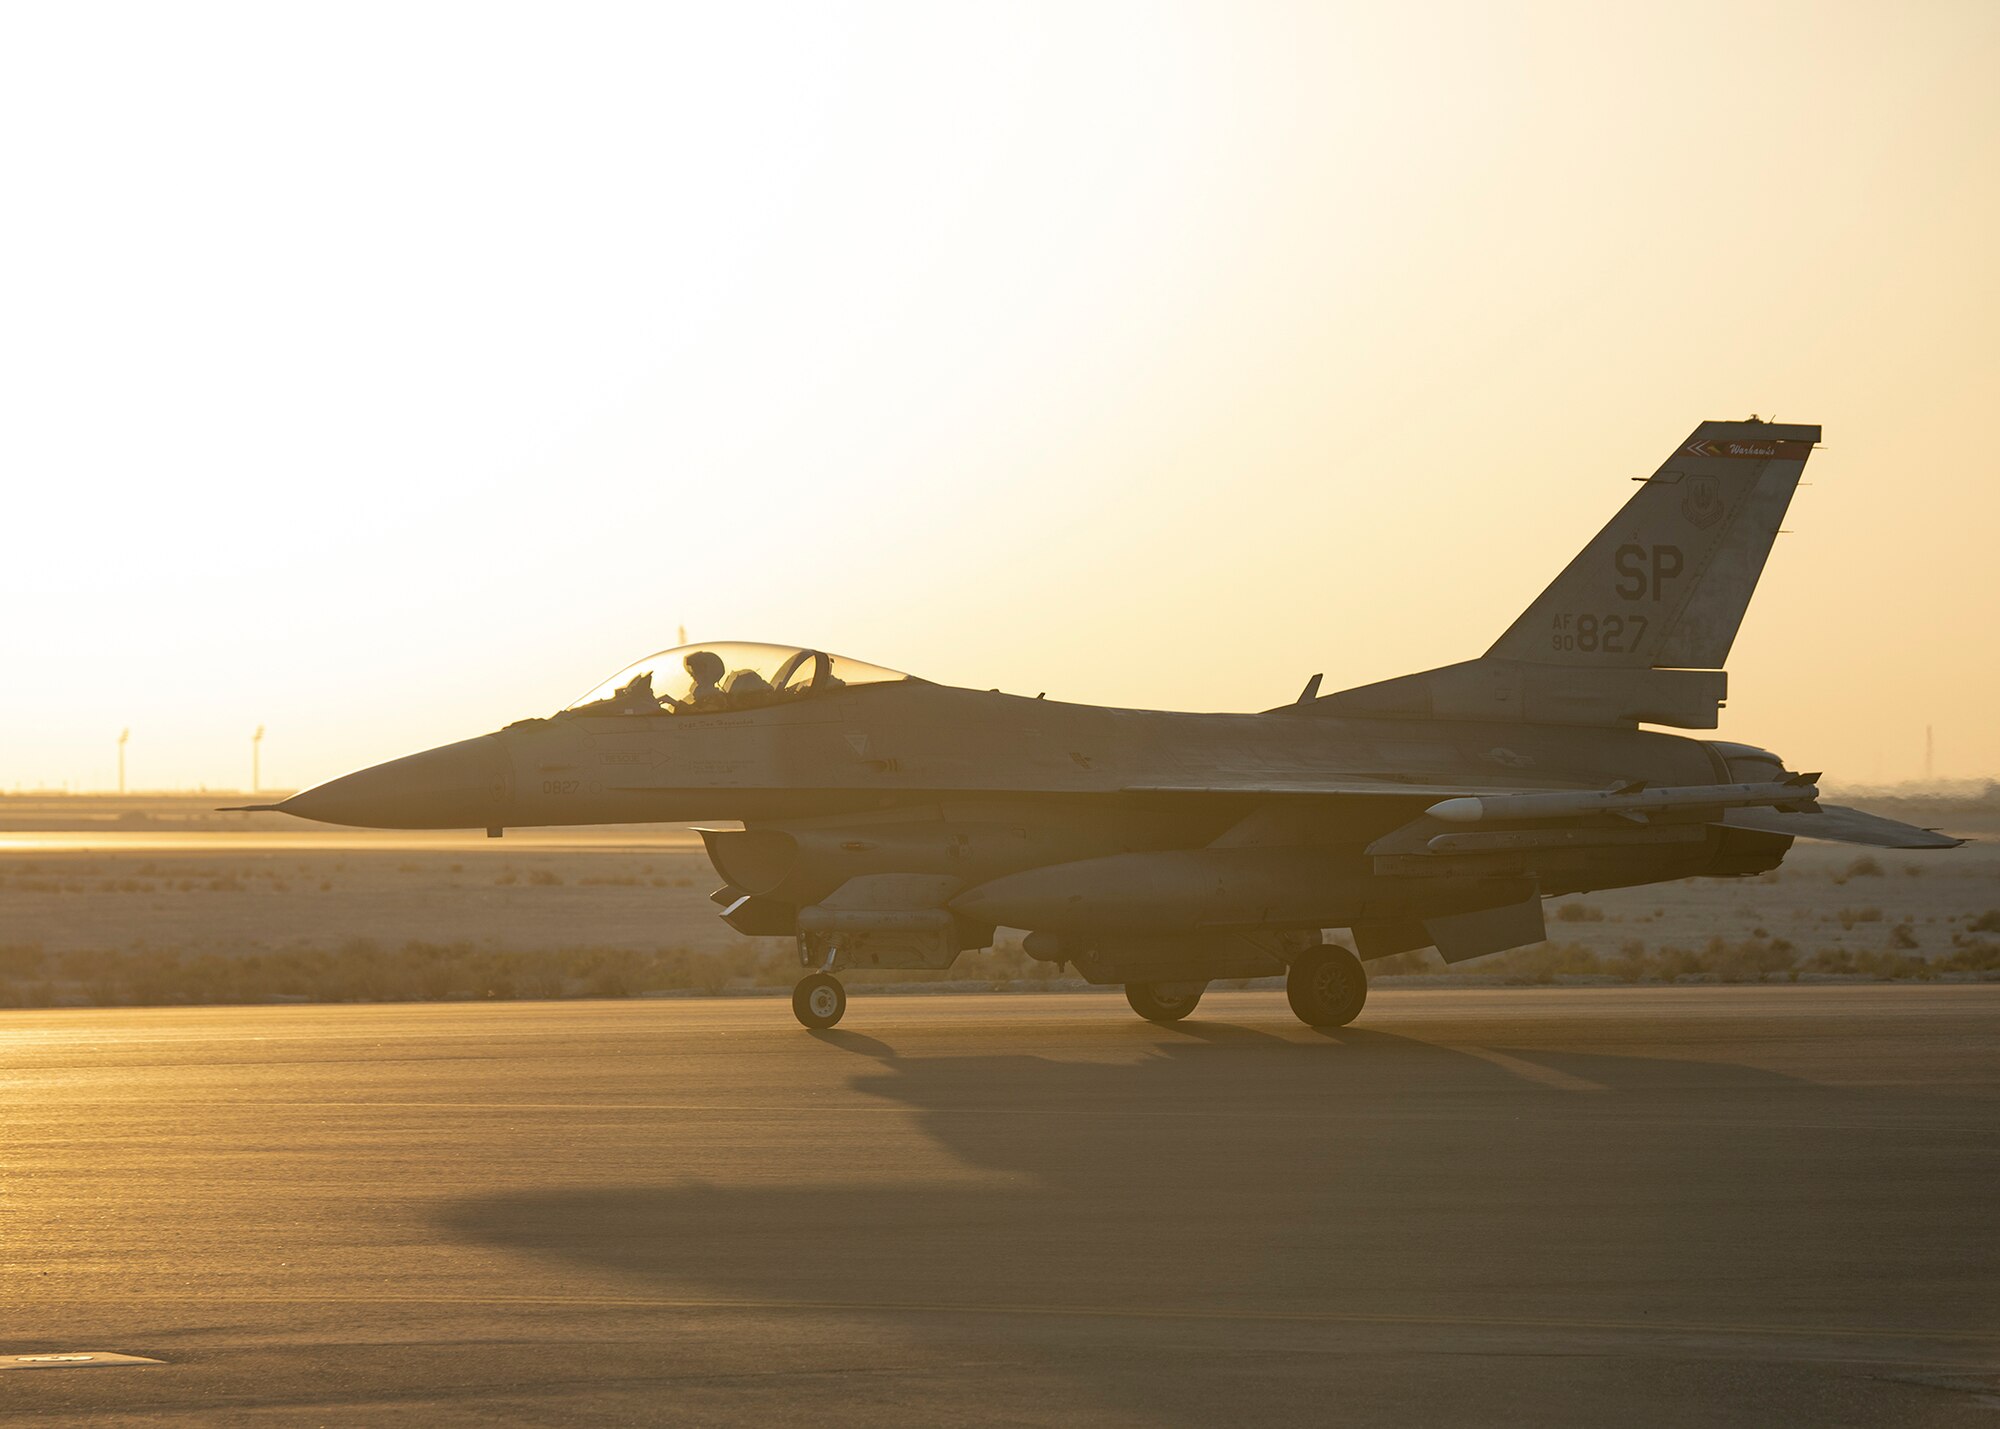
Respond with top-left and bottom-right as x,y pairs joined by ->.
1486,420 -> 1819,671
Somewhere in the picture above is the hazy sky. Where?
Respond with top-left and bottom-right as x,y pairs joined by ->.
4,1 -> 1995,791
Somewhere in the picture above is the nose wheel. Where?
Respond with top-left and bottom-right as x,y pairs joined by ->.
792,972 -> 847,1029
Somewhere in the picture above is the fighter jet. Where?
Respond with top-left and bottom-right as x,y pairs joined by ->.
236,419 -> 1959,1028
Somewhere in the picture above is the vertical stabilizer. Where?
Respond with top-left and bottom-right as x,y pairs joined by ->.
1315,419 -> 1820,728
1487,419 -> 1819,669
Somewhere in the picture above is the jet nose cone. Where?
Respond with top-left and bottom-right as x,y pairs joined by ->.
279,736 -> 510,830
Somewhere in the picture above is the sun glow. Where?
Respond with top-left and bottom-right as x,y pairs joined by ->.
3,1 -> 1996,789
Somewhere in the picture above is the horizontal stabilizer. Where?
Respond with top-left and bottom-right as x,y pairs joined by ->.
1719,804 -> 1964,850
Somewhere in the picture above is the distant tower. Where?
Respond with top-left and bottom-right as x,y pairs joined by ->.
1925,725 -> 1935,783
252,725 -> 266,792
117,728 -> 130,794
678,624 -> 688,646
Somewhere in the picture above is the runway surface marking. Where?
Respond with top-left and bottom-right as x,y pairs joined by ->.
1452,1045 -> 1610,1091
12,1097 -> 1984,1135
21,1291 -> 1995,1346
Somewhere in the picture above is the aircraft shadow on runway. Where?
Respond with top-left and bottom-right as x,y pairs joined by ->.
435,1022 -> 1994,1420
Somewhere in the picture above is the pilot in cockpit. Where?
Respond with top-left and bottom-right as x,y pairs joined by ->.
663,649 -> 727,713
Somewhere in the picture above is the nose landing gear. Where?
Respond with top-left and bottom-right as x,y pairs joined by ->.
792,971 -> 847,1029
791,932 -> 851,1030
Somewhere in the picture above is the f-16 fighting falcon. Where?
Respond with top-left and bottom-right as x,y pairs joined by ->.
235,419 -> 1960,1028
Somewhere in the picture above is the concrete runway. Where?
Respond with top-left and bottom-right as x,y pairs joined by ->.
4,988 -> 1997,1426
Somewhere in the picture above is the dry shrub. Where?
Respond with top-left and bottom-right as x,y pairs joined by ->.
405,942 -> 467,1001
581,948 -> 644,997
507,952 -> 567,999
1480,942 -> 1604,984
1806,948 -> 1935,980
526,868 -> 563,887
751,946 -> 799,987
689,953 -> 733,995
1368,948 -> 1443,976
1890,924 -> 1920,950
0,943 -> 46,978
1553,902 -> 1605,923
1969,910 -> 2000,934
1836,907 -> 1883,929
1943,940 -> 2000,972
1845,856 -> 1885,878
1698,936 -> 1797,983
1608,939 -> 1649,983
6,920 -> 1983,1010
0,978 -> 58,1008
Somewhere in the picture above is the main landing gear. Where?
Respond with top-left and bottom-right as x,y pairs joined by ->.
1119,947 -> 1367,1028
789,943 -> 1366,1031
792,972 -> 847,1029
1285,943 -> 1368,1027
1123,980 -> 1207,1023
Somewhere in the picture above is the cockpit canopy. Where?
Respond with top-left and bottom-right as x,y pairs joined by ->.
565,642 -> 915,718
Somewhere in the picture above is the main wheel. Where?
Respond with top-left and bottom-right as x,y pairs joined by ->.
1124,980 -> 1207,1023
1286,945 -> 1367,1027
792,972 -> 847,1029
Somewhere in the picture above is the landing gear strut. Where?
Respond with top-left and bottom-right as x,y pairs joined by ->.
1286,944 -> 1367,1027
1124,980 -> 1207,1023
792,972 -> 847,1029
